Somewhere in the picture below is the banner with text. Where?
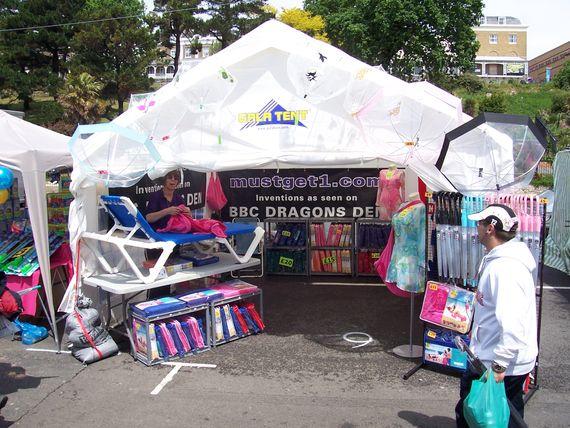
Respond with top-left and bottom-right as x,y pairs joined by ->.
220,169 -> 380,220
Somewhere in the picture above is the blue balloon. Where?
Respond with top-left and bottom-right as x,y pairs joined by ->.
0,166 -> 14,190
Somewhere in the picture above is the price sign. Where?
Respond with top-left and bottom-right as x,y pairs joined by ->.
278,256 -> 294,268
322,255 -> 336,265
281,230 -> 291,237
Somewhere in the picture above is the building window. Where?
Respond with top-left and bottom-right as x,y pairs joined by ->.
489,34 -> 498,44
167,65 -> 175,74
480,16 -> 486,25
202,46 -> 210,57
184,47 -> 192,58
509,34 -> 518,44
156,66 -> 165,76
147,66 -> 155,75
498,17 -> 505,25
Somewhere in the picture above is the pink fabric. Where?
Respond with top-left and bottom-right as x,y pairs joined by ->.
158,322 -> 178,356
206,172 -> 228,212
186,316 -> 205,349
374,229 -> 412,298
376,169 -> 405,221
157,205 -> 227,237
172,320 -> 191,353
5,243 -> 73,315
209,284 -> 241,298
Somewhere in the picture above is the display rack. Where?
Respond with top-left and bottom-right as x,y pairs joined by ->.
402,192 -> 547,404
83,252 -> 261,359
264,218 -> 309,275
211,289 -> 263,347
309,218 -> 354,276
354,218 -> 391,276
131,302 -> 210,366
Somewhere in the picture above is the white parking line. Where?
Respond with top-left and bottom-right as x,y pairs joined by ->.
151,361 -> 217,395
25,348 -> 71,353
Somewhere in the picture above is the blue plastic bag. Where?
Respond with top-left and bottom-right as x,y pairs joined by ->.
464,369 -> 510,427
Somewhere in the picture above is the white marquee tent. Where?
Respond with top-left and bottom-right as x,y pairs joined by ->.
0,110 -> 72,349
65,20 -> 515,306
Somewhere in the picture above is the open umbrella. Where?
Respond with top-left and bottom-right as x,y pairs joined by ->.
435,113 -> 547,194
68,123 -> 161,187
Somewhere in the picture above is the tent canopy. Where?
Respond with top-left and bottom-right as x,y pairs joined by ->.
0,110 -> 72,348
77,20 -> 466,191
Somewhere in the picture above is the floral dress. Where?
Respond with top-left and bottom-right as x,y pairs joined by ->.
385,201 -> 426,293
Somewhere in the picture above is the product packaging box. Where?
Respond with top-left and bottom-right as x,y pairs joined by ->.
423,326 -> 470,371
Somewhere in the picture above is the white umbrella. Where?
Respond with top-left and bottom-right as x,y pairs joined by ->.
436,113 -> 547,194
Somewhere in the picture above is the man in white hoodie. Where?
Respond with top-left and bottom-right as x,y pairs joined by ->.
455,204 -> 538,427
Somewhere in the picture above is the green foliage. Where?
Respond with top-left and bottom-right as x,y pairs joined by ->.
304,0 -> 483,81
550,93 -> 570,118
479,92 -> 507,113
502,87 -> 553,116
151,0 -> 201,76
462,97 -> 479,117
553,60 -> 570,90
530,174 -> 554,188
199,0 -> 273,49
0,0 -> 85,110
553,127 -> 570,151
454,73 -> 484,93
70,0 -> 159,114
24,99 -> 64,125
58,72 -> 108,124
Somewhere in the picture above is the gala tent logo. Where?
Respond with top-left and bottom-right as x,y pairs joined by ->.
238,99 -> 308,130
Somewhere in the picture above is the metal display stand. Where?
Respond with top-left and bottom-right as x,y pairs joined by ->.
131,302 -> 211,366
392,292 -> 423,358
210,289 -> 263,347
83,252 -> 261,360
402,193 -> 547,402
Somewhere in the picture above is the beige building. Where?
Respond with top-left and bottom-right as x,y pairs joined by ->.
528,42 -> 570,83
473,16 -> 528,81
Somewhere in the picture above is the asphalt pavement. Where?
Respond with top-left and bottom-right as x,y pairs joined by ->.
1,266 -> 569,427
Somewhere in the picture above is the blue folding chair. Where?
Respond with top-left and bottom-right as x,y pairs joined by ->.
80,195 -> 264,284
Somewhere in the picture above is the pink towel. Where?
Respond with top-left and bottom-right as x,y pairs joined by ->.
157,205 -> 227,238
172,320 -> 191,353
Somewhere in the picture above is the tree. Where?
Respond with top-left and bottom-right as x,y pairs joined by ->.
553,60 -> 570,90
199,0 -> 273,49
304,0 -> 483,81
0,0 -> 85,109
479,92 -> 506,113
70,0 -> 159,114
278,8 -> 328,42
58,72 -> 108,124
151,0 -> 201,76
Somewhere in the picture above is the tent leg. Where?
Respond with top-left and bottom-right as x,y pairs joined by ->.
36,292 -> 62,352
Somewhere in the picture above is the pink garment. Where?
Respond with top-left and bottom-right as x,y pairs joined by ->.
5,243 -> 74,316
374,228 -> 412,298
157,205 -> 227,237
376,169 -> 405,221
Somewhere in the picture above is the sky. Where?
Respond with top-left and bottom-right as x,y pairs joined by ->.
268,0 -> 570,59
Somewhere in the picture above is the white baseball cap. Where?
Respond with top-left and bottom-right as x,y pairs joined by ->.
468,204 -> 518,232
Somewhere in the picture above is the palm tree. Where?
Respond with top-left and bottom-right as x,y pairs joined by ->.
58,72 -> 108,124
